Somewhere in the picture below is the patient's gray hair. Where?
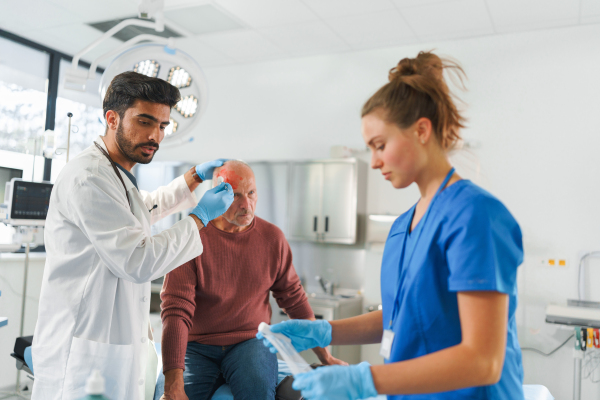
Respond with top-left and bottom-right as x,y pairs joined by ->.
212,160 -> 253,187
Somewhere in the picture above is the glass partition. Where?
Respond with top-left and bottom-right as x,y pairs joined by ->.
0,36 -> 49,155
53,59 -> 104,163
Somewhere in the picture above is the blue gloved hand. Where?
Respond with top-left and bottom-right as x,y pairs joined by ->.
190,182 -> 234,226
256,320 -> 332,353
195,158 -> 229,181
292,362 -> 377,400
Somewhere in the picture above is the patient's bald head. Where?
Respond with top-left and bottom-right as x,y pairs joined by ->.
212,160 -> 257,228
212,160 -> 253,189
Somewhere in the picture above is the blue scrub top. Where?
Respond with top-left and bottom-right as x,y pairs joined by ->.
381,180 -> 524,400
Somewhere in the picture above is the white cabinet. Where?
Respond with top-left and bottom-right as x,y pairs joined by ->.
289,158 -> 366,245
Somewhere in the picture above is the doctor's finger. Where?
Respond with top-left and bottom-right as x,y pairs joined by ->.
213,182 -> 232,193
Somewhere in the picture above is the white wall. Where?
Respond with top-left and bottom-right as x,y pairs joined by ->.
156,23 -> 600,399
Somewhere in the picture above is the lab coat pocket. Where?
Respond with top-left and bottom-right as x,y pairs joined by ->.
63,336 -> 134,400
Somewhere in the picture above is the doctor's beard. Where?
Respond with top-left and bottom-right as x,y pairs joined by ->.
115,121 -> 159,164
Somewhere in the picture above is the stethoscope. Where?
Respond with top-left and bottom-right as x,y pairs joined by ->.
94,142 -> 157,214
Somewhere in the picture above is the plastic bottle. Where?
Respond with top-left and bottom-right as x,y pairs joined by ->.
78,370 -> 111,400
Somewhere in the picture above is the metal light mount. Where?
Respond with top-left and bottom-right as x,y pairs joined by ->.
62,0 -> 207,143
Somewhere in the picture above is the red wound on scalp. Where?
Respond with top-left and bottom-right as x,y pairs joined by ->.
217,169 -> 243,190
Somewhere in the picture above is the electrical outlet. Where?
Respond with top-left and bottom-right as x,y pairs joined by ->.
539,258 -> 569,268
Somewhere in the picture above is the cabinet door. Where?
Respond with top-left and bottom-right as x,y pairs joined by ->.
321,162 -> 357,244
248,162 -> 290,236
289,163 -> 323,241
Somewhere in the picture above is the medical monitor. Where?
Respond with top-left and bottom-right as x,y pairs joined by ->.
4,179 -> 53,226
0,167 -> 23,203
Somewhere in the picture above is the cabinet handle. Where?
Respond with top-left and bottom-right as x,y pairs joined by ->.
313,216 -> 318,232
325,216 -> 329,232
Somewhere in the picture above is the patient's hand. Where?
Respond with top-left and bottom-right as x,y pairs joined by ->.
161,369 -> 188,400
312,346 -> 349,366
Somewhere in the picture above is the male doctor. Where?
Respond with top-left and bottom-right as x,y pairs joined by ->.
31,71 -> 233,400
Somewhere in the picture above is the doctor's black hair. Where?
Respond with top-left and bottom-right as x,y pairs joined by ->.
102,71 -> 181,124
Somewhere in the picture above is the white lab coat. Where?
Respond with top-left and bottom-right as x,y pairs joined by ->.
32,136 -> 203,400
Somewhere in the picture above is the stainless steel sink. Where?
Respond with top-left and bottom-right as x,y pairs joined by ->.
307,292 -> 358,301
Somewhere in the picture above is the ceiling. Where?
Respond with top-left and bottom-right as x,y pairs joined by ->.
1,0 -> 599,68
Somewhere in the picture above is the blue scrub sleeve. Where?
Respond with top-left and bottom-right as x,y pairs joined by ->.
445,196 -> 523,294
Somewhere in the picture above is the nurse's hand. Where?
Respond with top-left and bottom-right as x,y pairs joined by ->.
292,362 -> 377,400
195,158 -> 229,182
256,319 -> 332,353
190,182 -> 234,226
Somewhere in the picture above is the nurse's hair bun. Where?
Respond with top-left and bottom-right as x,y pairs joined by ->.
388,52 -> 444,82
362,51 -> 466,151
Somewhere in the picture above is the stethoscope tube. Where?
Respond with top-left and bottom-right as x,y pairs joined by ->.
94,142 -> 132,209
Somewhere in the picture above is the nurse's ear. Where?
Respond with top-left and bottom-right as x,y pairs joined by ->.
414,117 -> 434,146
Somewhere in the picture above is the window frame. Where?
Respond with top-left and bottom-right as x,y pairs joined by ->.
0,28 -> 104,180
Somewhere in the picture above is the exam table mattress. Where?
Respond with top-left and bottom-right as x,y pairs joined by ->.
13,337 -> 553,400
209,360 -> 553,400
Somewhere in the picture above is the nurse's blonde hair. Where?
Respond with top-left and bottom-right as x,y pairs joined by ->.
362,51 -> 466,151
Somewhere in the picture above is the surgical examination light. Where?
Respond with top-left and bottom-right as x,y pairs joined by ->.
99,44 -> 208,141
133,59 -> 161,77
167,66 -> 192,88
175,95 -> 198,118
62,0 -> 208,145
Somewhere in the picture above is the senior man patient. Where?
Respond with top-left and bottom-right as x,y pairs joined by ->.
156,160 -> 346,400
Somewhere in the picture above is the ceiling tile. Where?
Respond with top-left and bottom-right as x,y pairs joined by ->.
302,0 -> 396,19
213,0 -> 319,28
324,10 -> 417,49
13,29 -> 75,55
164,0 -> 212,8
392,0 -> 458,8
199,30 -> 286,62
400,0 -> 493,40
35,24 -> 108,51
164,4 -> 243,35
175,36 -> 237,67
258,21 -> 350,56
48,0 -> 138,23
581,0 -> 600,24
0,0 -> 82,32
485,0 -> 579,32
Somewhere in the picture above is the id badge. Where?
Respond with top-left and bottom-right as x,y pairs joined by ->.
380,329 -> 395,359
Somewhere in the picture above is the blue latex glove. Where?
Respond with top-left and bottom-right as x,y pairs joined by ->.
292,362 -> 377,400
190,182 -> 234,226
195,158 -> 229,181
256,320 -> 332,353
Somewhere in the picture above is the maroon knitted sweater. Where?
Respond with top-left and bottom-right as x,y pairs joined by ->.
160,217 -> 314,372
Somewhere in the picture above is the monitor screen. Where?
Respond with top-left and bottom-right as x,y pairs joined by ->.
0,167 -> 23,203
10,180 -> 53,220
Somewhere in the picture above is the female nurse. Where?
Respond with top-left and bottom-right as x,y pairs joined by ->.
258,51 -> 524,399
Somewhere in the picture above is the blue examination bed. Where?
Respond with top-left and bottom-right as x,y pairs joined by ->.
14,339 -> 554,400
